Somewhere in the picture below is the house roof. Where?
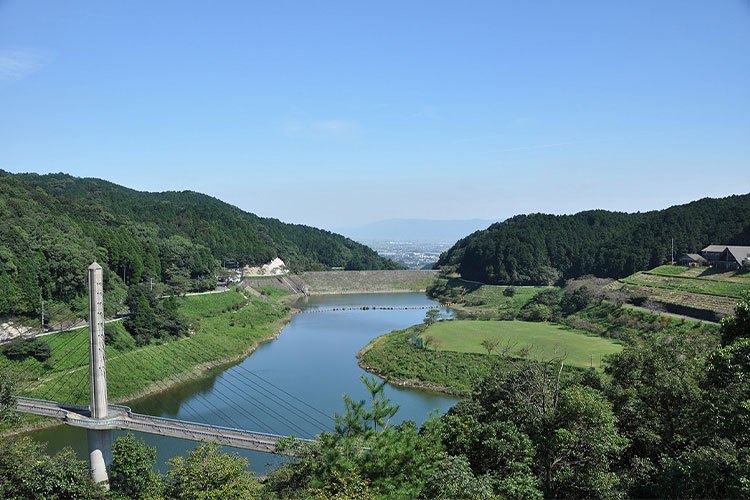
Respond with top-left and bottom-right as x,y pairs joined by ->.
680,253 -> 707,262
720,246 -> 750,264
702,245 -> 728,253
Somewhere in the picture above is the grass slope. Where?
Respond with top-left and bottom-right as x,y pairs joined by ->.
426,320 -> 622,369
460,284 -> 551,316
4,289 -> 288,407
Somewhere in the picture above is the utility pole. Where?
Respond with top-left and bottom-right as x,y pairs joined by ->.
87,262 -> 112,488
671,238 -> 674,265
150,277 -> 153,292
40,299 -> 45,331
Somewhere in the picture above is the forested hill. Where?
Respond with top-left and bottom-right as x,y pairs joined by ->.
437,194 -> 750,285
0,170 -> 398,318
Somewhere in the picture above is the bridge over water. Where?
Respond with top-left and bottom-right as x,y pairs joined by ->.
15,397 -> 310,453
12,263 -> 322,488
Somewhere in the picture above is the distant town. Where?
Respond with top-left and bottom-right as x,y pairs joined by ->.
362,240 -> 451,269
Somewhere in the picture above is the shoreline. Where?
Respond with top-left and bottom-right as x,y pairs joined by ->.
7,290 -> 433,436
357,359 -> 468,397
6,312 -> 294,437
355,336 -> 467,398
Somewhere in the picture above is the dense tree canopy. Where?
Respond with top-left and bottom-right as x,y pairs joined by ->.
0,170 -> 398,319
438,195 -> 750,284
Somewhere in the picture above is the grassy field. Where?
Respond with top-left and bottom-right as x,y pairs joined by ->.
647,265 -> 691,276
424,320 -> 622,369
3,289 -> 288,407
567,301 -> 720,343
177,289 -> 246,318
255,286 -> 291,301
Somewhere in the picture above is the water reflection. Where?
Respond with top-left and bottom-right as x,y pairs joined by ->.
25,293 -> 459,473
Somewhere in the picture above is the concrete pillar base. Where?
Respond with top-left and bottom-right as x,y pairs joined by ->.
87,429 -> 113,489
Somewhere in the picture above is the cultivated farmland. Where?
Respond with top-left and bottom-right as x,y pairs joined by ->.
618,265 -> 750,318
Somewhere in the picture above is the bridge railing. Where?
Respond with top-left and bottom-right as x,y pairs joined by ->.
14,397 -> 314,452
123,419 -> 280,451
129,412 -> 315,442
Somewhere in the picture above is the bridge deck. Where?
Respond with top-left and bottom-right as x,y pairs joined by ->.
15,397 -> 311,454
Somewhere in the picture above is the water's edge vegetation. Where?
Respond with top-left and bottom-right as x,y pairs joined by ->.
2,288 -> 294,435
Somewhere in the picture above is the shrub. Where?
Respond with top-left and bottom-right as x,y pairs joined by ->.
521,304 -> 551,322
1,338 -> 51,362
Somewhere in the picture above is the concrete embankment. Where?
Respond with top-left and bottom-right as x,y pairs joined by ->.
241,270 -> 438,296
298,270 -> 437,294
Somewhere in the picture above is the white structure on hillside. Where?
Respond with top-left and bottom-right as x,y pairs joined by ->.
243,258 -> 289,277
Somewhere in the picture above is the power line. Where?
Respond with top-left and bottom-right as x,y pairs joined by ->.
206,360 -> 334,433
125,340 -> 266,432
111,344 -> 242,434
244,369 -> 336,423
146,338 -> 286,434
164,335 -> 323,435
110,350 -> 236,443
14,329 -> 91,397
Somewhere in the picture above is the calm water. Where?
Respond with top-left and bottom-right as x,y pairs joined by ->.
26,293 -> 459,472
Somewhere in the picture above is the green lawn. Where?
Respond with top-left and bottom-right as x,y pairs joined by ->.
358,326 -> 496,396
425,320 -> 622,369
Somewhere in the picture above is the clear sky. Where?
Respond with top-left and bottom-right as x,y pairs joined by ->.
1,1 -> 749,229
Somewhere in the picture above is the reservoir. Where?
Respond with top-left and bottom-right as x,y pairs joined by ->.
26,293 -> 460,472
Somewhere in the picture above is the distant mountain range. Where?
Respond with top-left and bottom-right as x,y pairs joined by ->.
337,218 -> 498,244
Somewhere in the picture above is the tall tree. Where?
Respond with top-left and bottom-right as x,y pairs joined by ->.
164,443 -> 261,500
109,433 -> 161,500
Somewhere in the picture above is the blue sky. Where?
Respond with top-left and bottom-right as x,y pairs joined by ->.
1,1 -> 749,229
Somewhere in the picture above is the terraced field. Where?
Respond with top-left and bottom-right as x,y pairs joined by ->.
648,265 -> 750,282
623,272 -> 750,298
620,283 -> 738,316
619,265 -> 750,317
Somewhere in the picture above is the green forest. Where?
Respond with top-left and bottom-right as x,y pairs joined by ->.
437,194 -> 750,285
0,170 -> 398,320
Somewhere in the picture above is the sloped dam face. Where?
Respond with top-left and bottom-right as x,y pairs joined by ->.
26,293 -> 459,472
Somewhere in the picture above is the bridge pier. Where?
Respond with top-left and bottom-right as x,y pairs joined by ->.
87,262 -> 112,489
88,428 -> 113,485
